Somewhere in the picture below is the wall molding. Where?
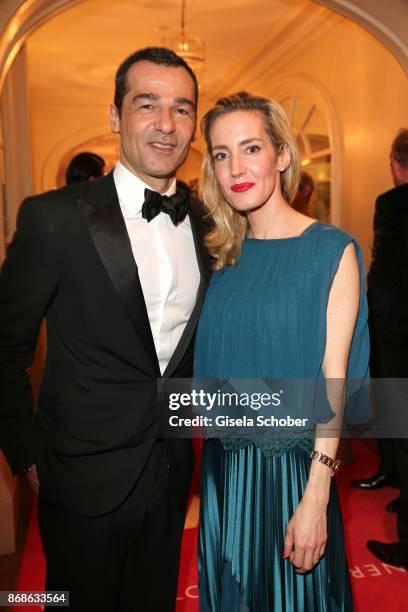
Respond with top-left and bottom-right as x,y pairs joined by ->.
0,1 -> 83,92
315,0 -> 408,75
207,4 -> 340,104
273,73 -> 343,227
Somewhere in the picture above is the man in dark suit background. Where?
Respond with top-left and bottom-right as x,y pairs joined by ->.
0,47 -> 209,610
350,129 -> 408,566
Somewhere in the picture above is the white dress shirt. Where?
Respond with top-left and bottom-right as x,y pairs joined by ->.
113,162 -> 200,374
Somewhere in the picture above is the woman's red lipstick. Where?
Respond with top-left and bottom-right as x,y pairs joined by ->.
231,182 -> 255,193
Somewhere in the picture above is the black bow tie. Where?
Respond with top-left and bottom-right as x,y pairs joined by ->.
141,188 -> 189,226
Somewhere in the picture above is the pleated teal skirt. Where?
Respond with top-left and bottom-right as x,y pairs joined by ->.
198,440 -> 353,612
195,226 -> 367,611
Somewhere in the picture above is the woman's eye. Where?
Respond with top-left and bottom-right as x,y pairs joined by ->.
246,145 -> 260,154
214,152 -> 227,161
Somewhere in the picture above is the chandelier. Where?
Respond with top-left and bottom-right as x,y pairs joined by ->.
165,0 -> 205,90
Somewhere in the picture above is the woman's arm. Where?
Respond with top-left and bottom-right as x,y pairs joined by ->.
283,242 -> 360,573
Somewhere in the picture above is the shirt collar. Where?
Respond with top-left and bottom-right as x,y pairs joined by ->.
113,161 -> 177,217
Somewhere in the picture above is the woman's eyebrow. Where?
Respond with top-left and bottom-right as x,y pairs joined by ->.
212,138 -> 262,151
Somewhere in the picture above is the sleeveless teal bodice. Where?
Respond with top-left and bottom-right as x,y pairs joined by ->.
194,222 -> 369,455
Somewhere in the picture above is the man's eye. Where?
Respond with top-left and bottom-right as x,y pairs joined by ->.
175,107 -> 190,116
140,104 -> 154,110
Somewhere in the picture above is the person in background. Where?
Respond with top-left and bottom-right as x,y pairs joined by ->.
65,151 -> 106,184
309,181 -> 330,223
357,128 -> 408,568
352,130 -> 408,497
291,170 -> 314,214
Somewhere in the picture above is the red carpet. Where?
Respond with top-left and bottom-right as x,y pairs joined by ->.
14,440 -> 408,611
337,441 -> 408,611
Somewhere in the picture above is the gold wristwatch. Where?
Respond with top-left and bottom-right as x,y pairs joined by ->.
310,450 -> 341,477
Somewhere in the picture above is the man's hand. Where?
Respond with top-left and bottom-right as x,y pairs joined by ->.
26,464 -> 39,495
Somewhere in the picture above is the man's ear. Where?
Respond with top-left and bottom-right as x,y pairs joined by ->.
108,104 -> 120,134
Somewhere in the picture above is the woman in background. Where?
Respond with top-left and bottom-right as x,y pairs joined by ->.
194,92 -> 369,611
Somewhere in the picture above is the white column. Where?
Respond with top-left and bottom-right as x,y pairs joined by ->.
0,42 -> 33,555
0,43 -> 33,242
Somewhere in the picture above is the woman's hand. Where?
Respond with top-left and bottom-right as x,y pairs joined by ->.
282,493 -> 328,573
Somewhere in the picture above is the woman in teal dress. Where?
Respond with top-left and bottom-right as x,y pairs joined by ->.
194,92 -> 369,611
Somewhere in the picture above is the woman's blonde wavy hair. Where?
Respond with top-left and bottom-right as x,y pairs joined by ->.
201,91 -> 300,270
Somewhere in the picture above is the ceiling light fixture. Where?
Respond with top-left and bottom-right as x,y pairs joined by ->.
165,0 -> 205,90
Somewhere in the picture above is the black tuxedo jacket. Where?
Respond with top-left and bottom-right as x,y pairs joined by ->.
0,172 -> 210,516
367,183 -> 408,376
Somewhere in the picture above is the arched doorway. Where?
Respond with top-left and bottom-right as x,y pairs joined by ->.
282,96 -> 331,222
275,74 -> 343,226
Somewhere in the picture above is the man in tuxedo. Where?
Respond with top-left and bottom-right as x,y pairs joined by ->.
0,47 -> 209,610
351,136 -> 407,494
352,129 -> 408,567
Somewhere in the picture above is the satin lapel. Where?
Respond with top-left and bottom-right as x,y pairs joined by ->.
163,197 -> 211,378
76,173 -> 160,375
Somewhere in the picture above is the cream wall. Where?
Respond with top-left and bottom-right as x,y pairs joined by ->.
29,93 -> 111,194
265,18 -> 408,267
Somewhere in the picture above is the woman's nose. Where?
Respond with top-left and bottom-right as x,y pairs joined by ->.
230,154 -> 246,178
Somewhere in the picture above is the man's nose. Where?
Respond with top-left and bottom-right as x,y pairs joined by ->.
155,108 -> 176,134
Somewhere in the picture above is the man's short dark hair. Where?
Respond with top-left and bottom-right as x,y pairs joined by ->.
114,47 -> 198,116
391,128 -> 408,169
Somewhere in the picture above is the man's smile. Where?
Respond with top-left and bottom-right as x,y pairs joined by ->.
148,141 -> 176,153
